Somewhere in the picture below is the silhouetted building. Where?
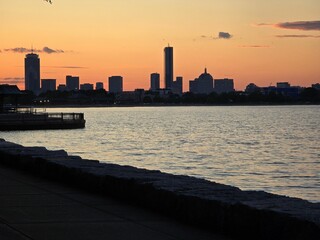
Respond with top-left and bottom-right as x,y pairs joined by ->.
172,76 -> 183,95
312,83 -> 320,90
25,53 -> 40,94
66,75 -> 79,91
277,82 -> 290,88
41,79 -> 56,93
150,73 -> 160,91
109,76 -> 123,93
57,84 -> 67,92
189,68 -> 214,94
96,82 -> 104,90
164,46 -> 173,89
80,83 -> 94,91
245,83 -> 260,93
116,89 -> 145,104
214,78 -> 234,94
260,83 -> 302,98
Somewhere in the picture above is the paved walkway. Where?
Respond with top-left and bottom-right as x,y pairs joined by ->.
0,165 -> 231,240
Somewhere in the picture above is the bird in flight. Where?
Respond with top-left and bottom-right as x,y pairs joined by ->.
44,0 -> 52,4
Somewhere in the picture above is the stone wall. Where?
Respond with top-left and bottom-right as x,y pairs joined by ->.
0,139 -> 319,239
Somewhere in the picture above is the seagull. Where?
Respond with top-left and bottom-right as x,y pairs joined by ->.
44,0 -> 52,4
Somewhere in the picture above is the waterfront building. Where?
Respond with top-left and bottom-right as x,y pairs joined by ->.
57,84 -> 67,92
80,83 -> 94,91
41,79 -> 56,93
66,75 -> 80,91
150,73 -> 160,91
164,46 -> 173,89
245,83 -> 260,93
96,82 -> 104,90
109,76 -> 123,93
312,83 -> 320,90
172,76 -> 183,95
214,78 -> 234,94
25,52 -> 40,94
189,68 -> 214,94
277,82 -> 290,88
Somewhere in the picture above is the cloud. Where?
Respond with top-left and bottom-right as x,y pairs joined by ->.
218,32 -> 232,39
46,66 -> 88,69
239,45 -> 271,48
254,23 -> 273,27
275,34 -> 320,38
201,32 -> 233,40
255,20 -> 320,31
3,46 -> 66,54
42,46 -> 64,54
275,21 -> 320,31
0,77 -> 24,84
4,47 -> 31,53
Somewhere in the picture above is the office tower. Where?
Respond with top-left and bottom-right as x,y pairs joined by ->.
150,73 -> 160,91
109,76 -> 123,93
41,79 -> 56,93
214,78 -> 234,94
164,46 -> 173,89
96,82 -> 104,90
172,76 -> 183,95
25,53 -> 40,94
66,75 -> 80,91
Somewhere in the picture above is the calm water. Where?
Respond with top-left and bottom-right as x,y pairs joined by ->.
1,106 -> 319,202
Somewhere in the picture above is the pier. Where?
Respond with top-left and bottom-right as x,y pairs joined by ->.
0,111 -> 85,131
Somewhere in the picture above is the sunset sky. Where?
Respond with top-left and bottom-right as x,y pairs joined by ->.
1,0 -> 319,91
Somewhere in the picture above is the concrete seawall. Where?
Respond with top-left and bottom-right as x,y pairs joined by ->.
0,139 -> 319,240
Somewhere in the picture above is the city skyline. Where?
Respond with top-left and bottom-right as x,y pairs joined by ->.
1,1 -> 319,91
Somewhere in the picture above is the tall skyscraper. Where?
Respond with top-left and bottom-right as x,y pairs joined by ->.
66,75 -> 80,91
25,53 -> 40,94
109,76 -> 123,93
150,73 -> 160,91
164,46 -> 173,89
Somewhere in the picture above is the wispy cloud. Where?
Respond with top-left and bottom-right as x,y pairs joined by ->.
44,66 -> 88,69
42,47 -> 64,54
275,34 -> 320,38
255,20 -> 320,31
0,77 -> 24,84
3,46 -> 66,54
239,45 -> 271,48
275,21 -> 320,31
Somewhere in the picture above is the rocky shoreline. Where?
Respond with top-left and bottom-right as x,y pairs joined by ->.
0,139 -> 319,239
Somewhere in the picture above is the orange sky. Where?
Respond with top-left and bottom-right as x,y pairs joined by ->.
1,0 -> 319,91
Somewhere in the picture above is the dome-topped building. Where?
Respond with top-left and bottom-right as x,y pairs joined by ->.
189,68 -> 214,94
199,68 -> 214,82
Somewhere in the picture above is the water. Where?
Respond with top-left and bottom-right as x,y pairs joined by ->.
1,106 -> 319,202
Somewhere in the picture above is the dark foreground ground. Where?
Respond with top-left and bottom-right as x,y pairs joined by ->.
0,165 -> 230,240
0,139 -> 319,240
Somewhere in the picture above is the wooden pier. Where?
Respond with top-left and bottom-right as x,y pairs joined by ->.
0,111 -> 85,130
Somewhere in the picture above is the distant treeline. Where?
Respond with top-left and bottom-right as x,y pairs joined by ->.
13,87 -> 320,106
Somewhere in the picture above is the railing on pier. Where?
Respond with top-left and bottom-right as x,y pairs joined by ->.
0,112 -> 84,122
